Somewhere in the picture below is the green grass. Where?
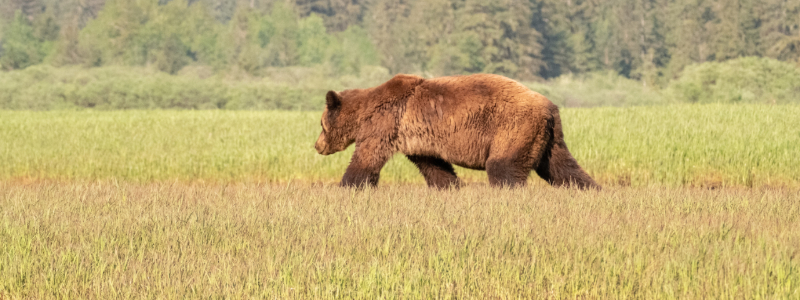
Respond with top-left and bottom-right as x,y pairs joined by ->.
1,104 -> 798,187
0,182 -> 798,298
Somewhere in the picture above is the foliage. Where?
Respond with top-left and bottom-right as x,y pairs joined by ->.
0,65 -> 392,110
2,59 -> 799,111
1,105 -> 798,187
0,0 -> 380,76
1,0 -> 798,81
666,57 -> 800,104
296,14 -> 330,66
327,25 -> 380,75
526,71 -> 668,107
75,0 -> 230,73
0,11 -> 50,70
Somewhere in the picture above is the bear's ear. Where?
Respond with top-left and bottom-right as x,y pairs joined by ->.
326,91 -> 341,110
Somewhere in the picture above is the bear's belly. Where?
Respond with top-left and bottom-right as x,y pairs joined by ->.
398,135 -> 489,170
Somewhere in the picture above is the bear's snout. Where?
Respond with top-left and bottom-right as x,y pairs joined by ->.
315,134 -> 329,155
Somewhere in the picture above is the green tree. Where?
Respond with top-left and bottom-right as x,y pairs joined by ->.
76,0 -> 154,66
365,0 -> 421,74
425,0 -> 542,79
223,5 -> 262,73
71,0 -> 227,73
664,0 -> 712,78
566,0 -> 602,74
708,0 -> 754,61
297,13 -> 330,66
263,2 -> 299,67
531,0 -> 571,78
0,11 -> 48,69
295,0 -> 365,32
140,0 -> 194,73
1,0 -> 43,23
328,25 -> 379,74
182,1 -> 228,69
761,0 -> 800,64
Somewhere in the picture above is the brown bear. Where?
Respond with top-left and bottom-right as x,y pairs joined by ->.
314,73 -> 600,189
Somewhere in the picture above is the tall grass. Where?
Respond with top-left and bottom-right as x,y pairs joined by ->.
1,105 -> 798,187
0,182 -> 798,298
566,104 -> 800,187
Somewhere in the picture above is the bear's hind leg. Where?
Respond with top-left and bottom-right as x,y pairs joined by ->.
534,141 -> 599,189
486,158 -> 530,188
407,155 -> 461,189
486,125 -> 545,188
532,106 -> 600,190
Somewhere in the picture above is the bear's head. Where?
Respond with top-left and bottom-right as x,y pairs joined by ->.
315,90 -> 359,155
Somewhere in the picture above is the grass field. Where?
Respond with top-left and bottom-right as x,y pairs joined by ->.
1,182 -> 798,298
1,105 -> 799,298
1,104 -> 799,187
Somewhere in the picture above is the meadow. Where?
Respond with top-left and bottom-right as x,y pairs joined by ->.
1,182 -> 798,298
1,105 -> 800,298
1,104 -> 799,187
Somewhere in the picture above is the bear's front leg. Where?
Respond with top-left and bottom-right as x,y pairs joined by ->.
340,144 -> 392,188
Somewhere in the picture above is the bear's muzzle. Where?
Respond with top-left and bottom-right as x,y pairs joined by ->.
315,134 -> 329,155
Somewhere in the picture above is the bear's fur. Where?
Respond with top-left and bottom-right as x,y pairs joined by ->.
314,73 -> 600,189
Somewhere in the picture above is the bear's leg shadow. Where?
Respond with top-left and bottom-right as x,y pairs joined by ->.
406,155 -> 461,189
340,145 -> 392,188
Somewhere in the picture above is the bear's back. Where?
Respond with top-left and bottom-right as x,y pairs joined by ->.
407,73 -> 553,121
419,74 -> 550,108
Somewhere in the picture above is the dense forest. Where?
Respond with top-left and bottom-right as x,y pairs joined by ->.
0,0 -> 799,110
1,0 -> 799,82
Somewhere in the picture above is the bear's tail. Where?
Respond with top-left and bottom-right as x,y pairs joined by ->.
534,108 -> 601,190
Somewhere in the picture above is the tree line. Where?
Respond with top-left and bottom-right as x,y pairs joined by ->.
1,0 -> 798,84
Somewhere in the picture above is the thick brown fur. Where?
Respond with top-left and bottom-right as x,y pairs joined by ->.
315,73 -> 600,189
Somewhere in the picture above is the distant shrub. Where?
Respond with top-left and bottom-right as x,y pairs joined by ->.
524,71 -> 668,108
0,65 -> 391,110
4,58 -> 798,111
665,57 -> 800,104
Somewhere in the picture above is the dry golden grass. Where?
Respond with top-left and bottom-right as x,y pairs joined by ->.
1,181 -> 798,298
